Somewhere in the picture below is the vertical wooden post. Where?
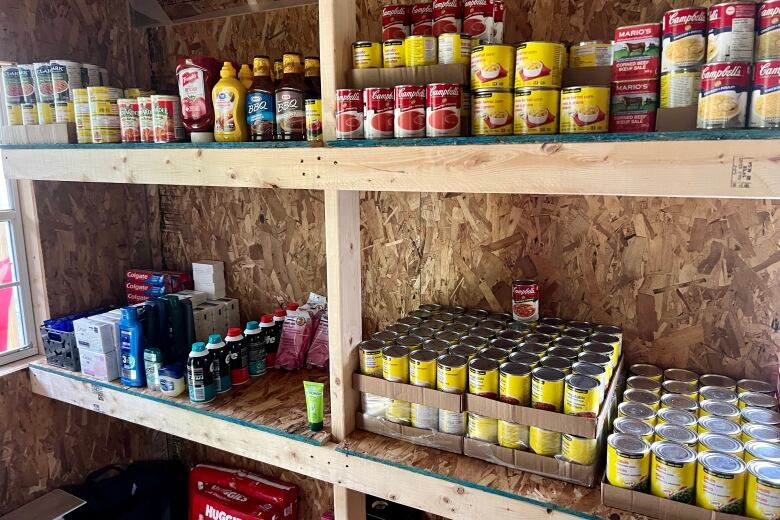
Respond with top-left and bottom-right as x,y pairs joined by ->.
318,0 -> 356,141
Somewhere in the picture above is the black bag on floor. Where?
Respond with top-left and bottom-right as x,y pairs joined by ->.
63,460 -> 188,520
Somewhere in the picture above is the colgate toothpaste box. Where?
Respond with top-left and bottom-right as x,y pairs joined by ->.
191,482 -> 281,520
126,292 -> 152,304
126,269 -> 193,292
125,281 -> 170,297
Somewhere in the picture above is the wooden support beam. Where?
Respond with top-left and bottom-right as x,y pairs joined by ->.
333,485 -> 366,520
319,0 -> 356,141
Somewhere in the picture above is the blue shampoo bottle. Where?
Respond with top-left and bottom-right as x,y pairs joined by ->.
119,306 -> 146,387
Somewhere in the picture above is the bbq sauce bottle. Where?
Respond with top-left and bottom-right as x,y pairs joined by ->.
247,55 -> 275,141
274,52 -> 306,141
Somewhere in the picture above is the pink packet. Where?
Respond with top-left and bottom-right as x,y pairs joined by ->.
275,309 -> 315,370
305,312 -> 329,369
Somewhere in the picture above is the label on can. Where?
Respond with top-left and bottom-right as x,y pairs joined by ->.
467,413 -> 498,443
513,88 -> 559,134
707,2 -> 756,62
335,89 -> 364,139
411,403 -> 438,429
352,41 -> 382,69
512,279 -> 539,321
612,23 -> 662,81
499,366 -> 531,406
750,60 -> 780,128
437,359 -> 467,392
438,409 -> 466,434
382,350 -> 409,383
662,8 -> 707,72
498,420 -> 529,449
746,461 -> 780,520
247,90 -> 276,140
463,0 -> 494,42
560,86 -> 610,133
610,79 -> 658,133
382,5 -> 410,41
118,99 -> 140,142
651,444 -> 696,502
438,33 -> 471,65
406,35 -> 437,66
386,399 -> 411,424
305,98 -> 323,141
660,68 -> 701,108
138,97 -> 154,142
2,66 -> 22,126
151,95 -> 184,143
696,454 -> 746,512
410,355 -> 437,388
570,41 -> 613,68
411,2 -> 433,36
469,361 -> 498,398
515,42 -> 565,88
461,87 -> 471,136
529,426 -> 561,456
471,44 -> 515,89
383,39 -> 406,68
394,85 -> 426,138
607,436 -> 651,490
362,393 -> 387,417
426,83 -> 461,137
561,434 -> 598,465
564,375 -> 601,417
532,372 -> 564,412
364,87 -> 395,139
491,0 -> 505,43
432,0 -> 462,36
757,0 -> 780,60
359,348 -> 383,377
697,62 -> 751,129
471,89 -> 513,135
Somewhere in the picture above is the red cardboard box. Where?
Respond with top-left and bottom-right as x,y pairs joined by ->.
190,482 -> 281,520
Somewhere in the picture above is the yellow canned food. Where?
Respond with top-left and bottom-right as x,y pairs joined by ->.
438,409 -> 467,435
405,35 -> 437,67
385,399 -> 411,425
569,40 -> 613,68
572,361 -> 607,390
563,374 -> 601,417
589,333 -> 621,366
651,440 -> 697,503
614,416 -> 655,443
696,451 -> 746,514
87,86 -> 121,144
467,412 -> 498,444
471,88 -> 513,135
382,39 -> 406,68
698,432 -> 745,458
352,41 -> 382,69
409,349 -> 437,388
607,433 -> 651,491
656,408 -> 697,428
468,357 -> 499,398
700,385 -> 738,405
361,392 -> 387,417
660,68 -> 701,108
514,41 -> 565,88
660,393 -> 699,413
738,379 -> 776,395
359,340 -> 384,377
560,86 -> 609,133
700,399 -> 741,421
746,460 -> 780,520
498,420 -> 529,449
618,401 -> 657,426
436,353 -> 468,393
2,66 -> 23,126
471,44 -> 515,90
742,423 -> 780,445
73,88 -> 92,144
664,368 -> 699,385
627,376 -> 663,396
700,374 -> 737,390
625,389 -> 661,411
739,392 -> 779,410
745,441 -> 780,464
499,362 -> 532,406
655,423 -> 698,448
531,366 -> 566,412
698,415 -> 743,439
513,87 -> 559,134
438,33 -> 471,65
529,426 -> 561,457
662,380 -> 698,400
742,407 -> 780,427
382,345 -> 410,383
411,403 -> 439,430
561,434 -> 597,465
630,363 -> 663,382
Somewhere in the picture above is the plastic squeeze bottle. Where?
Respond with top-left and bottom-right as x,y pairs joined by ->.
119,306 -> 146,387
238,64 -> 253,89
212,61 -> 248,142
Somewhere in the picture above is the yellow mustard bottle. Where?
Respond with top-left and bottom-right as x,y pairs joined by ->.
212,61 -> 248,142
238,64 -> 253,89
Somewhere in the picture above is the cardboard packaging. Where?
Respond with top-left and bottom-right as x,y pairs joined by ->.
176,289 -> 209,306
78,346 -> 119,381
214,297 -> 240,328
73,317 -> 116,354
655,106 -> 698,132
205,300 -> 229,334
350,63 -> 469,89
353,373 -> 465,412
562,66 -> 612,88
192,305 -> 214,343
356,413 -> 464,454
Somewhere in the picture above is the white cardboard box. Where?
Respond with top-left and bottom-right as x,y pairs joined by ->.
195,281 -> 226,299
192,260 -> 225,275
73,317 -> 116,354
78,346 -> 120,381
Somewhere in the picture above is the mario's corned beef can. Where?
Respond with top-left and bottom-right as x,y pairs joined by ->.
364,87 -> 394,139
611,23 -> 662,81
433,0 -> 462,37
492,0 -> 505,43
697,61 -> 751,129
412,3 -> 434,36
382,5 -> 411,41
426,83 -> 462,137
335,88 -> 364,139
463,0 -> 494,43
706,2 -> 756,63
609,79 -> 658,133
394,85 -> 426,138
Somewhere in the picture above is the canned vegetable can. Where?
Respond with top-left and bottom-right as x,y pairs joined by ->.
650,440 -> 697,502
696,451 -> 746,514
467,412 -> 498,444
607,433 -> 651,490
561,434 -> 597,465
514,42 -> 565,88
382,345 -> 410,383
437,353 -> 468,393
560,86 -> 610,133
745,459 -> 780,520
498,420 -> 528,449
529,426 -> 561,456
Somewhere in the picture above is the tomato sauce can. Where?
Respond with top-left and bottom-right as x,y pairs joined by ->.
438,33 -> 472,65
746,459 -> 780,520
467,412 -> 498,443
499,362 -> 532,406
363,87 -> 394,140
696,451 -> 747,513
707,2 -> 756,63
662,8 -> 707,72
612,23 -> 662,82
515,42 -> 566,88
697,61 -> 751,129
383,39 -> 406,68
514,87 -> 560,134
750,59 -> 780,128
471,44 -> 514,89
405,35 -> 437,67
491,0 -> 504,43
561,434 -> 598,465
471,88 -> 512,135
335,88 -> 364,140
137,97 -> 154,142
468,357 -> 499,398
531,366 -> 566,412
359,339 -> 384,376
529,426 -> 561,456
560,86 -> 610,133
610,79 -> 658,133
757,0 -> 780,60
382,5 -> 411,41
498,420 -> 529,449
650,441 -> 697,502
394,85 -> 426,138
426,83 -> 461,137
411,2 -> 433,36
660,67 -> 701,108
432,0 -> 462,37
569,41 -> 613,68
150,94 -> 184,143
463,0 -> 493,43
382,345 -> 410,383
352,41 -> 382,69
564,374 -> 601,417
118,98 -> 140,143
512,279 -> 539,322
607,433 -> 651,490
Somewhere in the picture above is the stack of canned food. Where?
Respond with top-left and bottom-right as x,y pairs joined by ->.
357,303 -> 624,466
607,364 -> 780,518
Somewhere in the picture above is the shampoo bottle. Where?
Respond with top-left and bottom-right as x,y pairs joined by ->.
119,306 -> 146,387
213,61 -> 248,142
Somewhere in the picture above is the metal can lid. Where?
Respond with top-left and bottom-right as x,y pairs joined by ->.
553,336 -> 584,349
397,335 -> 423,348
701,399 -> 740,418
594,324 -> 622,336
661,393 -> 698,411
387,323 -> 411,335
652,440 -> 696,464
590,333 -> 619,345
498,329 -> 526,343
572,361 -> 606,379
397,316 -> 422,327
437,353 -> 468,369
700,386 -> 737,403
698,416 -> 742,436
578,352 -> 610,366
434,330 -> 461,344
409,326 -> 435,339
418,303 -> 441,313
358,339 -> 384,354
486,312 -> 512,323
614,417 -> 654,438
739,392 -> 779,409
525,333 -> 554,345
742,406 -> 780,426
540,355 -> 572,371
532,366 -> 566,382
444,322 -> 470,336
481,319 -> 505,332
436,312 -> 456,323
742,423 -> 780,443
565,373 -> 600,391
500,361 -> 533,377
372,330 -> 398,343
410,349 -> 438,363
470,326 -> 497,339
422,338 -> 450,352
630,363 -> 663,379
535,325 -> 561,336
408,309 -> 432,320
618,401 -> 656,420
548,346 -> 579,360
489,337 -> 516,351
664,368 -> 699,384
439,305 -> 466,315
461,335 -> 489,348
517,342 -> 548,357
663,380 -> 698,396
582,341 -> 613,357
656,423 -> 697,445
479,347 -> 509,363
540,317 -> 567,328
464,308 -> 489,319
382,345 -> 410,358
628,376 -> 662,393
608,433 -> 650,455
456,315 -> 480,328
657,408 -> 697,427
567,321 -> 593,331
561,328 -> 590,341
626,389 -> 661,407
469,356 -> 499,372
449,344 -> 478,359
699,373 -> 736,389
745,441 -> 780,464
737,379 -> 775,394
699,433 -> 744,455
508,321 -> 534,333
508,351 -> 539,366
747,460 -> 780,485
698,451 -> 746,476
420,319 -> 445,331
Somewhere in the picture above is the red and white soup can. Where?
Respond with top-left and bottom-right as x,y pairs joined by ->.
335,88 -> 364,139
707,2 -> 756,63
382,5 -> 411,41
426,83 -> 462,137
661,7 -> 707,72
512,279 -> 539,323
432,0 -> 463,37
463,0 -> 494,43
411,2 -> 434,36
394,85 -> 426,138
697,61 -> 751,129
492,0 -> 505,44
364,87 -> 395,139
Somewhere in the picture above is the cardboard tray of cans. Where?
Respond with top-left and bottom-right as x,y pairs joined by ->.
356,412 -> 464,454
353,372 -> 465,412
349,63 -> 469,89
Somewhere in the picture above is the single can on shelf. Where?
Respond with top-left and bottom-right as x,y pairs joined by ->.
540,355 -> 572,375
382,345 -> 410,383
479,346 -> 509,364
513,87 -> 560,134
578,352 -> 612,382
450,344 -> 479,360
664,368 -> 700,385
335,88 -> 364,140
661,393 -> 699,413
382,4 -> 410,41
438,409 -> 467,435
650,440 -> 697,502
411,402 -> 439,430
73,88 -> 92,144
663,380 -> 699,400
572,361 -> 607,390
508,350 -> 540,368
697,61 -> 751,129
511,279 -> 539,322
607,433 -> 651,490
426,83 -> 462,137
118,98 -> 140,142
382,39 -> 406,68
706,1 -> 756,63
498,420 -> 529,449
531,366 -> 566,412
137,96 -> 153,142
561,434 -> 597,465
394,84 -> 426,138
499,362 -> 532,406
661,7 -> 707,73
467,412 -> 498,444
471,44 -> 515,90
750,59 -> 780,129
436,353 -> 468,393
438,32 -> 471,65
406,35 -> 437,67
514,41 -> 565,88
385,398 -> 411,424
625,389 -> 661,411
423,338 -> 450,354
553,336 -> 584,351
411,2 -> 433,36
352,41 -> 382,69
627,376 -> 662,395
700,399 -> 742,421
757,0 -> 780,59
387,322 -> 411,336
488,337 -> 516,351
364,87 -> 395,140
471,88 -> 513,135
560,86 -> 609,133
434,330 -> 461,346
610,78 -> 658,133
745,440 -> 780,463
696,451 -> 747,513
739,392 -> 779,411
745,459 -> 780,520
359,339 -> 384,376
742,407 -> 780,427
372,330 -> 398,345
397,334 -> 423,350
569,40 -> 612,68
529,426 -> 561,456
618,401 -> 657,426
611,23 -> 662,82
564,373 -> 601,417
409,348 -> 438,388
468,357 -> 499,398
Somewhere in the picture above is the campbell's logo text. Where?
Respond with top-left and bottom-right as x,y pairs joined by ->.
667,10 -> 706,27
412,3 -> 433,15
429,86 -> 461,97
433,0 -> 460,10
337,91 -> 361,102
382,6 -> 408,18
760,5 -> 780,19
396,88 -> 425,99
758,61 -> 780,78
702,64 -> 746,81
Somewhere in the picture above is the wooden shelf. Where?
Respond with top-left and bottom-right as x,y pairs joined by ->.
3,131 -> 779,198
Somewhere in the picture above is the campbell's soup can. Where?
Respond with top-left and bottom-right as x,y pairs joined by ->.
364,87 -> 394,139
335,88 -> 364,139
382,4 -> 410,41
406,35 -> 437,66
757,0 -> 780,59
660,67 -> 701,108
439,33 -> 472,65
471,88 -> 512,135
492,0 -> 505,44
394,85 -> 426,138
426,83 -> 461,137
697,61 -> 751,129
471,44 -> 515,89
411,2 -> 433,36
383,39 -> 406,68
352,41 -> 382,69
750,59 -> 780,128
137,96 -> 154,143
461,87 -> 471,136
612,23 -> 662,81
432,0 -> 462,36
513,87 -> 560,134
560,86 -> 610,133
610,79 -> 658,133
569,41 -> 613,68
515,41 -> 566,88
707,2 -> 756,63
118,98 -> 140,142
512,279 -> 539,322
662,8 -> 707,72
151,94 -> 184,143
463,0 -> 494,43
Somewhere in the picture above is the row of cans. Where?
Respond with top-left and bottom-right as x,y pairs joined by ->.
353,32 -> 472,69
381,0 -> 505,44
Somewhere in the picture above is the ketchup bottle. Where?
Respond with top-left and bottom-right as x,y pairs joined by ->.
176,56 -> 221,142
